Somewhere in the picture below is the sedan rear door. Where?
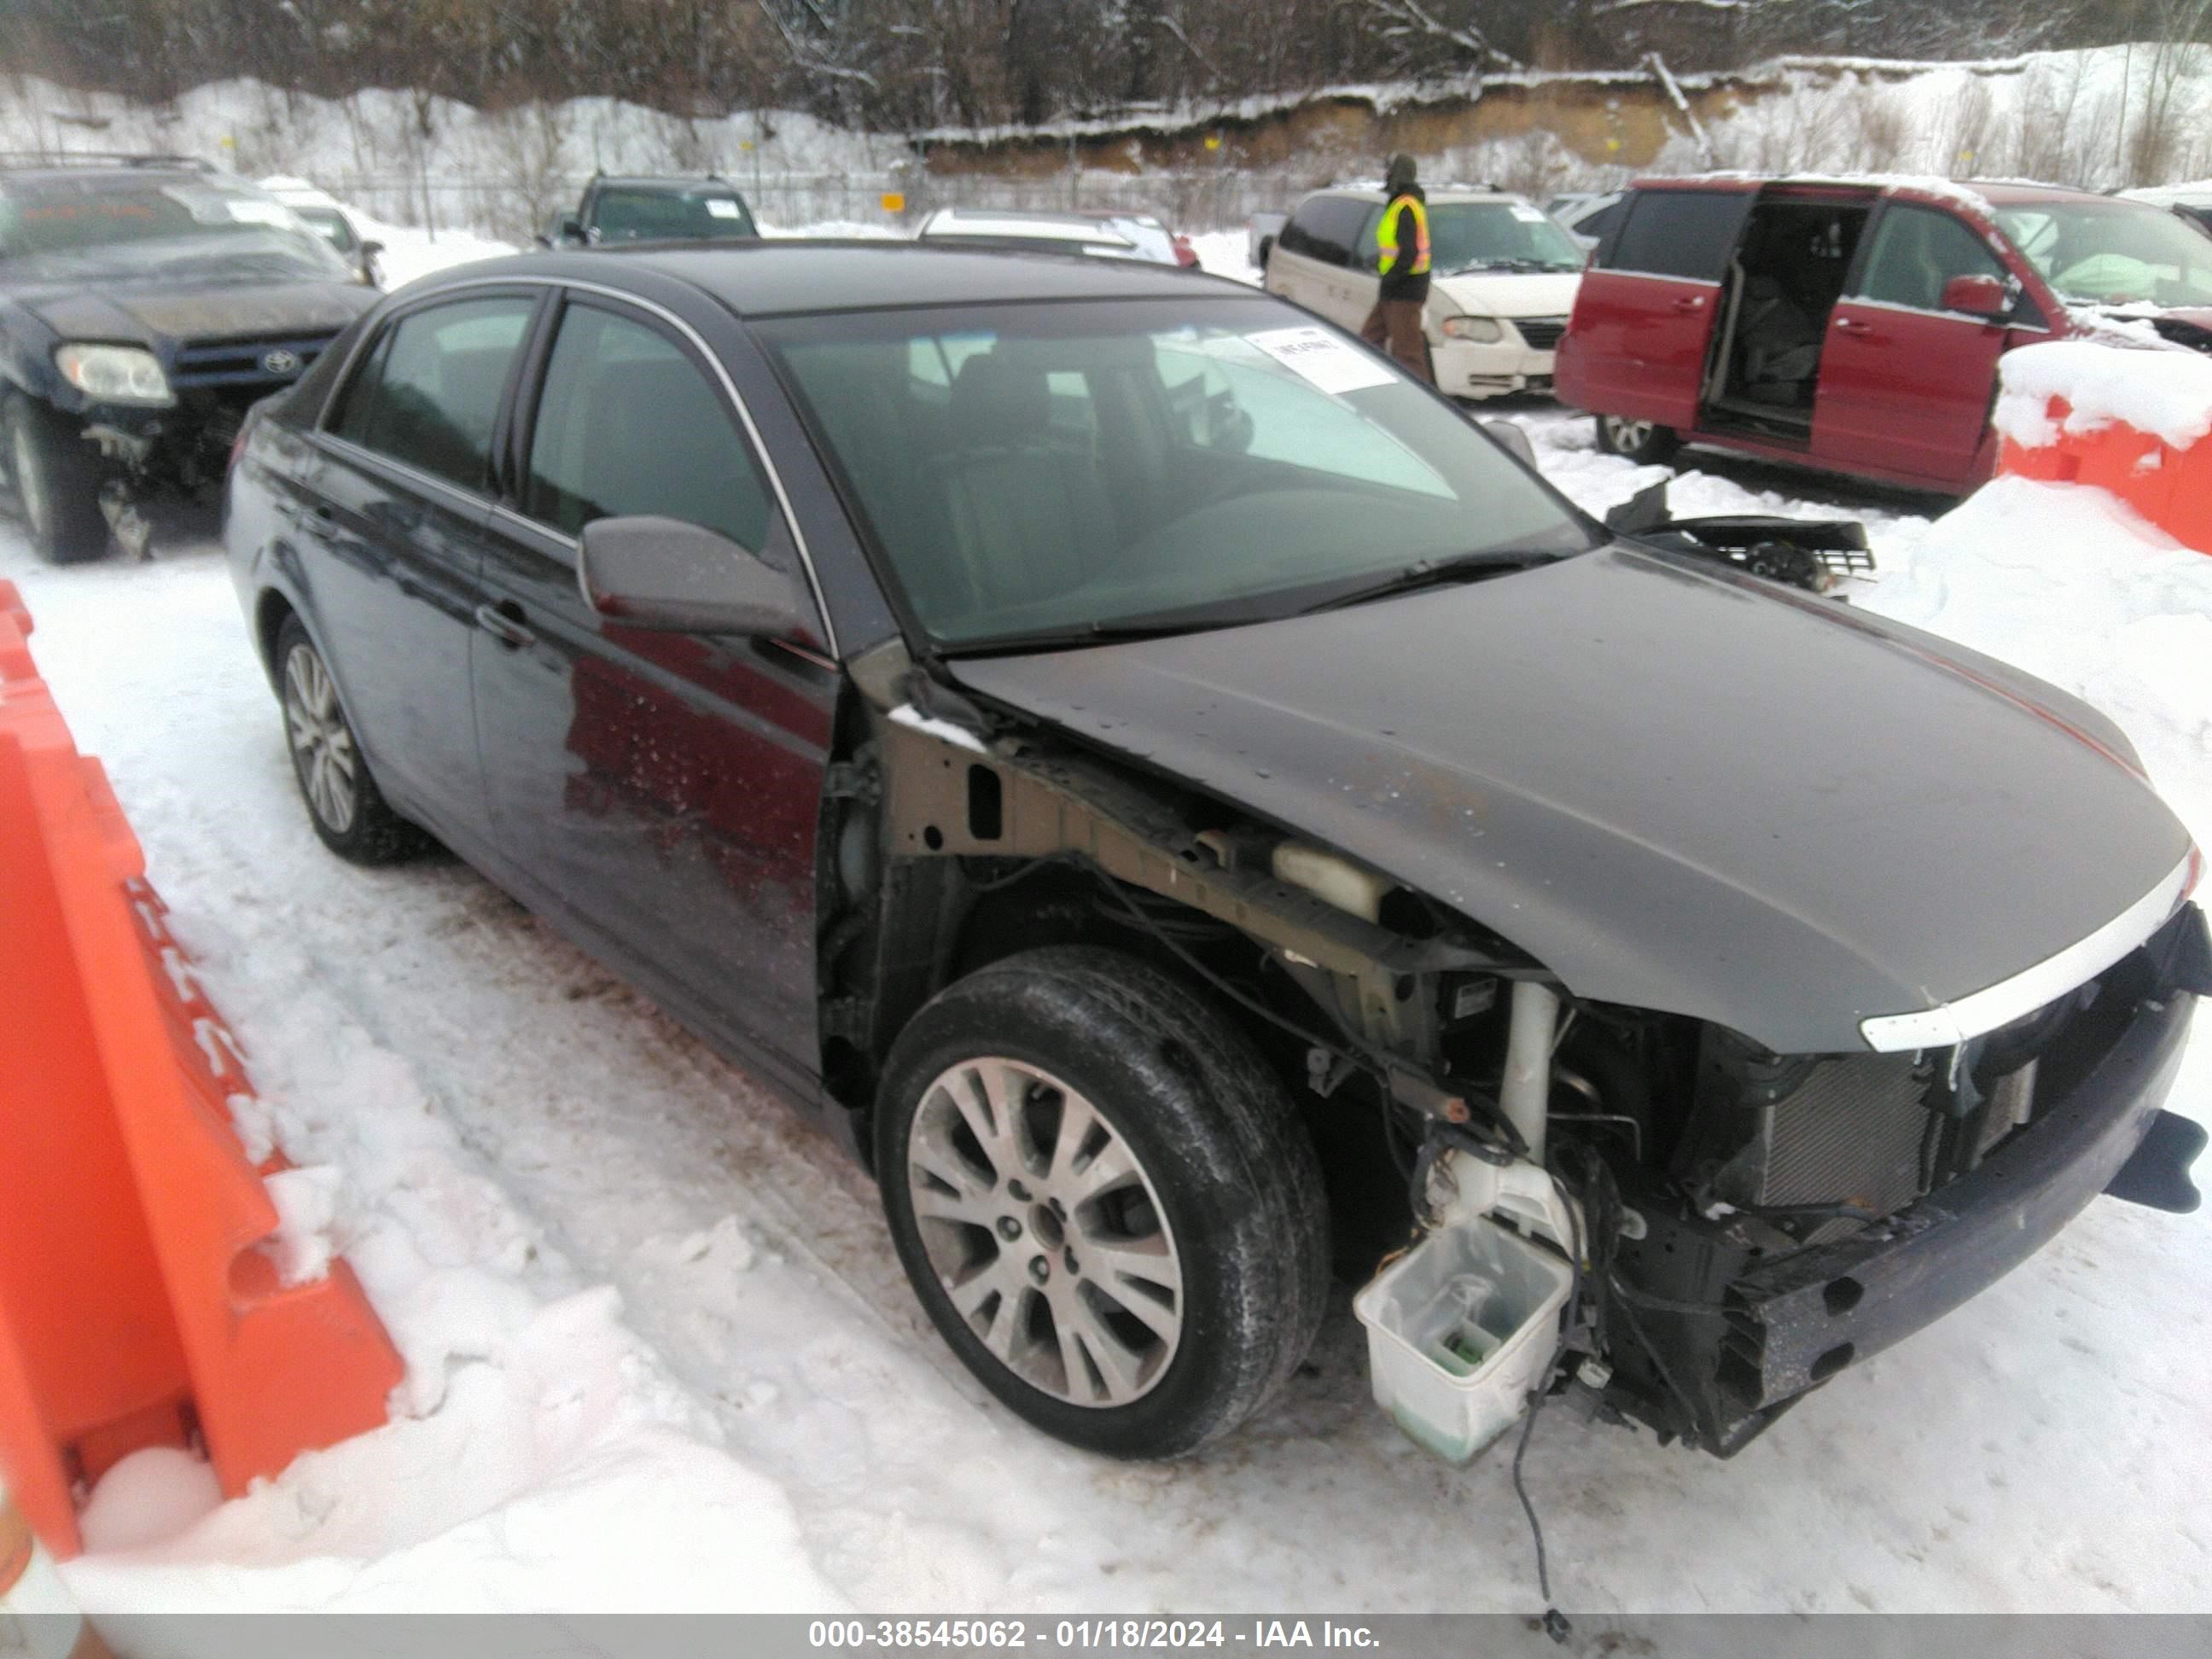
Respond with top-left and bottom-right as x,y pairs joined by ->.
305,288 -> 541,850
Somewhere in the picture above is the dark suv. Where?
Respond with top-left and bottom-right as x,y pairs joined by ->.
0,154 -> 378,561
544,175 -> 760,247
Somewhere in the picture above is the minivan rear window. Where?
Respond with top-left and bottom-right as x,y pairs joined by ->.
1604,189 -> 1752,282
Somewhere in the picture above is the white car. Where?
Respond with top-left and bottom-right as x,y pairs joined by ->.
916,206 -> 1196,267
258,175 -> 383,286
1264,187 -> 1585,399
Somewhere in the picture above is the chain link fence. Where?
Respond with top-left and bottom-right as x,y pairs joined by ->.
325,164 -> 1316,243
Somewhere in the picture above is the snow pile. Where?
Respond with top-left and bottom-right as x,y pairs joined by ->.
367,223 -> 518,288
59,919 -> 843,1612
1868,477 -> 2212,840
1993,340 -> 2212,451
1186,228 -> 1261,285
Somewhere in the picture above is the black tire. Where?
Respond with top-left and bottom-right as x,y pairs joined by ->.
274,614 -> 427,864
876,946 -> 1330,1459
1594,411 -> 1680,466
3,395 -> 108,563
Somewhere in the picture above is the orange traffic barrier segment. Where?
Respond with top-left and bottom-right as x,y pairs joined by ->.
1999,393 -> 2212,554
3,1481 -> 115,1656
0,579 -> 403,1558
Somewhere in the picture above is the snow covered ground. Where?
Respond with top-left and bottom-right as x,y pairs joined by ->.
6,404 -> 2210,1617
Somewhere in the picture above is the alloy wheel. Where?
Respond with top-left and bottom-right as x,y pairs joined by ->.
906,1056 -> 1184,1408
283,641 -> 358,835
1605,416 -> 1654,453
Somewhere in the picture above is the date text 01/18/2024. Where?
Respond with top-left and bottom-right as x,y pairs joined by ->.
806,1621 -> 1382,1650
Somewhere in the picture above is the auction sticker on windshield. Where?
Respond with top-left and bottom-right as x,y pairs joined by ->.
1246,325 -> 1398,396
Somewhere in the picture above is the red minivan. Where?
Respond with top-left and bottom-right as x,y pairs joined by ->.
1555,176 -> 2212,494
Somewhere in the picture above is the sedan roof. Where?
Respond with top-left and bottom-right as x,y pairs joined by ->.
437,240 -> 1237,315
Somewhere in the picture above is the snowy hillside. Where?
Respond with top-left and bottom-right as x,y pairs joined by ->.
5,44 -> 2212,242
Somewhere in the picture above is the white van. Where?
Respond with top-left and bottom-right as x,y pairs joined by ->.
1263,186 -> 1585,399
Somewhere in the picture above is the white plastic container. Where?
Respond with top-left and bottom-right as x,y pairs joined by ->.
1353,1211 -> 1574,1464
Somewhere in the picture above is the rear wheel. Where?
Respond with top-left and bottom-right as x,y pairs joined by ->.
1596,412 -> 1679,466
3,397 -> 108,563
877,946 -> 1330,1458
276,614 -> 427,864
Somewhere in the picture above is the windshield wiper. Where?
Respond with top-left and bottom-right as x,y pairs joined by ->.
1448,258 -> 1549,276
1296,550 -> 1563,615
941,616 -> 1239,657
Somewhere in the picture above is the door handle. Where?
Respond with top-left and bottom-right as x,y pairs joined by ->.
1671,294 -> 1707,313
1834,316 -> 1874,337
474,600 -> 536,649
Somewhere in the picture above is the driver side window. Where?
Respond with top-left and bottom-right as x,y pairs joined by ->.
523,301 -> 778,561
1856,205 -> 2005,313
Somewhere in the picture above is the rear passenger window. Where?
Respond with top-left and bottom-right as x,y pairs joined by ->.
1281,196 -> 1374,268
1605,190 -> 1752,282
1855,204 -> 2006,312
524,302 -> 776,558
330,295 -> 533,492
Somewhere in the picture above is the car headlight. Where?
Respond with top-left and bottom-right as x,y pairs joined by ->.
1439,315 -> 1504,343
55,344 -> 174,408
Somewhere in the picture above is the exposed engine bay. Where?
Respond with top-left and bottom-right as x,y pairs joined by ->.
824,649 -> 2211,1460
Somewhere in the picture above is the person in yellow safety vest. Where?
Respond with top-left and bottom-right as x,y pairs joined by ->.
1360,153 -> 1434,383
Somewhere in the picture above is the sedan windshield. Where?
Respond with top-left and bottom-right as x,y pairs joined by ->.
1426,202 -> 1586,273
1994,200 -> 2212,307
759,296 -> 1596,649
0,176 -> 352,282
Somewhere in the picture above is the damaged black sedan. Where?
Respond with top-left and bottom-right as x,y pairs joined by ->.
225,243 -> 2209,1464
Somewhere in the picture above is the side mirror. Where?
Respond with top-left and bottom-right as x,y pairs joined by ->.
1256,234 -> 1274,268
360,238 -> 386,259
578,515 -> 812,637
1941,272 -> 2009,318
1481,419 -> 1538,469
547,212 -> 586,247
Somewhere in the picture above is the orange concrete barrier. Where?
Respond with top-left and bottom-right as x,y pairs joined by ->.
0,580 -> 402,1558
1998,392 -> 2212,554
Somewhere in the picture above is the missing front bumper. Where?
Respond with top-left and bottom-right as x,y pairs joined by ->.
1609,977 -> 2198,1456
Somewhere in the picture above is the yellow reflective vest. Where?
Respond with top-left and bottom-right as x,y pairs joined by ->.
1377,193 -> 1432,279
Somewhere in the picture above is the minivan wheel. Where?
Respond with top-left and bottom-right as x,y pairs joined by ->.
1596,413 -> 1680,465
275,614 -> 427,864
3,396 -> 108,563
876,946 -> 1330,1459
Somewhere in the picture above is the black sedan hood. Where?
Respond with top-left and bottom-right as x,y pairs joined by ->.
24,280 -> 374,346
951,545 -> 2194,1054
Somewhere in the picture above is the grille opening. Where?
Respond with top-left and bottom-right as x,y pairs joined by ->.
1823,1277 -> 1865,1317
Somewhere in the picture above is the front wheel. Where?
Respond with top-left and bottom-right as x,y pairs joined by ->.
876,946 -> 1330,1459
1595,412 -> 1680,466
3,396 -> 108,563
